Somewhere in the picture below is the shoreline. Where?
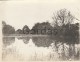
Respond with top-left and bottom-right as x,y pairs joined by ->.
3,34 -> 50,37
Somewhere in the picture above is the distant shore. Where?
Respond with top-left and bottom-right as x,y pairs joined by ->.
3,34 -> 50,37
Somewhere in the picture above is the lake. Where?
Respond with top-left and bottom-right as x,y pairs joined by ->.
2,36 -> 80,61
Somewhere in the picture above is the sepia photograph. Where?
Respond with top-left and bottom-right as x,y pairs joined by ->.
0,0 -> 80,61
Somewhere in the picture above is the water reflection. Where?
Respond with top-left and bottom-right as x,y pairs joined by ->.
2,36 -> 80,61
17,37 -> 30,44
32,36 -> 53,47
3,37 -> 15,47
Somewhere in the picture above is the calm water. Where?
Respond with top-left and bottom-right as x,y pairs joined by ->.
2,36 -> 80,61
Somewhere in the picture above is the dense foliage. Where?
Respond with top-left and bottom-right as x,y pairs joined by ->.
2,21 -> 15,35
31,22 -> 53,34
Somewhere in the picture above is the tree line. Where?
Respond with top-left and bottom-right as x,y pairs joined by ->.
2,21 -> 54,35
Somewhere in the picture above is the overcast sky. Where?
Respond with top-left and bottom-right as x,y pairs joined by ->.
0,0 -> 80,30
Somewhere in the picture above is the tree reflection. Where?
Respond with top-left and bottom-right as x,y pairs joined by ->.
3,37 -> 15,47
32,36 -> 53,47
17,37 -> 30,44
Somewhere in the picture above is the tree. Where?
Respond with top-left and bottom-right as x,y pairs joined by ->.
51,9 -> 75,36
2,25 -> 15,35
2,21 -> 15,35
31,22 -> 53,35
51,9 -> 79,44
22,25 -> 30,34
2,21 -> 6,27
52,9 -> 74,27
15,29 -> 23,34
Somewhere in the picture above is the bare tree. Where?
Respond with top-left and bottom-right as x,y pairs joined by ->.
52,9 -> 74,27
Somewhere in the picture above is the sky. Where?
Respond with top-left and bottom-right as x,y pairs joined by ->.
0,0 -> 80,30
